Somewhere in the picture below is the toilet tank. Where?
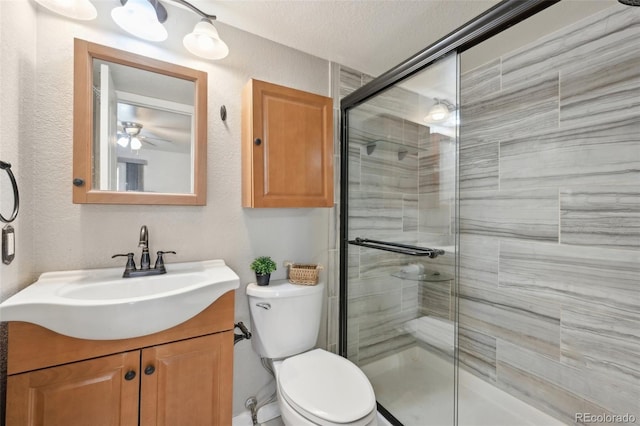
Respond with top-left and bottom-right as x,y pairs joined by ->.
247,280 -> 325,359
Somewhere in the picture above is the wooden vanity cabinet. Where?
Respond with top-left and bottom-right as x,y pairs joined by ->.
242,79 -> 334,208
5,292 -> 234,426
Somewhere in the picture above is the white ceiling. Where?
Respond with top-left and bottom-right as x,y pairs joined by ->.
179,0 -> 502,76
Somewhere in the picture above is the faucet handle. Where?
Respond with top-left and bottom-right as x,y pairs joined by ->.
154,251 -> 176,271
112,253 -> 136,272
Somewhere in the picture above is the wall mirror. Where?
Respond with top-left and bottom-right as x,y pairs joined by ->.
73,39 -> 207,205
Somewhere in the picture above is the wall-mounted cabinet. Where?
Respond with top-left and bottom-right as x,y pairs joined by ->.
5,292 -> 234,425
242,79 -> 334,208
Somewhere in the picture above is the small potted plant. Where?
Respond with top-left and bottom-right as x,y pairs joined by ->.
250,256 -> 277,286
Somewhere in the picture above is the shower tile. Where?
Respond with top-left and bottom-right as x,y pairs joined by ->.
419,280 -> 451,321
458,326 -> 497,382
459,140 -> 499,192
333,109 -> 341,156
501,6 -> 640,88
460,73 -> 559,145
500,116 -> 640,190
496,344 -> 617,426
418,133 -> 456,195
348,275 -> 404,299
348,191 -> 403,235
499,240 -> 640,311
560,50 -> 640,127
359,247 -> 411,279
460,58 -> 501,104
360,147 -> 418,194
347,249 -> 359,280
347,320 -> 359,362
459,189 -> 559,242
458,234 -> 499,291
497,340 -> 640,422
327,296 -> 338,349
560,186 -> 640,250
401,281 -> 419,314
458,286 -> 561,358
327,249 -> 338,297
339,66 -> 363,98
348,143 -> 361,190
417,124 -> 431,152
367,85 -> 420,123
418,194 -> 451,235
330,62 -> 341,100
561,304 -> 640,386
402,194 -> 418,232
349,107 -> 404,146
358,310 -> 417,365
403,120 -> 420,148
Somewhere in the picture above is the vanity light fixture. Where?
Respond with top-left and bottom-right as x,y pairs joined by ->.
34,0 -> 97,20
424,98 -> 455,123
183,19 -> 229,60
111,0 -> 229,59
111,0 -> 168,42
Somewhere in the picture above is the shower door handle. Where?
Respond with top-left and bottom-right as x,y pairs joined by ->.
256,302 -> 271,310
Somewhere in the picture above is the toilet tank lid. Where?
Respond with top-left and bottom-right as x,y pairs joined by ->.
246,280 -> 324,298
279,349 -> 376,423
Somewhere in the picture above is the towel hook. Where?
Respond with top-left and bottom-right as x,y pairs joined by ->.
0,161 -> 19,224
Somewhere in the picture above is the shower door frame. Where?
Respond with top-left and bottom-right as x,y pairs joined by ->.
339,1 -> 560,424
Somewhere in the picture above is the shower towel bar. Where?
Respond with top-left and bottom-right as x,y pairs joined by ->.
348,238 -> 445,258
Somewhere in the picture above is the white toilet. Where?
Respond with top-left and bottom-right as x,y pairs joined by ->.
247,280 -> 378,426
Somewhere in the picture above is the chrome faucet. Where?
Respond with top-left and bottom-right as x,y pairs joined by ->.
112,225 -> 176,278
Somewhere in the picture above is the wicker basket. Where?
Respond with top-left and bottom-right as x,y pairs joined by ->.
285,262 -> 323,286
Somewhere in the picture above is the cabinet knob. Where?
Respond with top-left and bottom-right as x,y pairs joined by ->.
254,138 -> 262,146
144,365 -> 156,375
124,370 -> 136,381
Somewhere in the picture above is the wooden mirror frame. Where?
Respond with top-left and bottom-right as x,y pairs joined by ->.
72,38 -> 207,205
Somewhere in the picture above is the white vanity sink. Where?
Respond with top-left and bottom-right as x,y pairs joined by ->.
0,259 -> 239,340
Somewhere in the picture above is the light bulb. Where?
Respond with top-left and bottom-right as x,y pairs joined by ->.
117,136 -> 130,148
130,137 -> 142,150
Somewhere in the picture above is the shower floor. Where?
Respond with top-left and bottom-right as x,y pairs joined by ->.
361,346 -> 565,426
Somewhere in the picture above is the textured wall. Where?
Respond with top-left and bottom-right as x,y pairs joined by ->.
459,4 -> 640,425
0,1 -> 37,423
1,3 -> 332,417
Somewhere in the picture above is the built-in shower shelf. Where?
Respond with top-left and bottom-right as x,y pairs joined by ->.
391,271 -> 453,282
363,139 -> 426,160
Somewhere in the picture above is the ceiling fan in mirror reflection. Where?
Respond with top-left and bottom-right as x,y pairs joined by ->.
117,121 -> 173,150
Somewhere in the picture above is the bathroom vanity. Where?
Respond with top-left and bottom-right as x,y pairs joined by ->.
5,291 -> 234,425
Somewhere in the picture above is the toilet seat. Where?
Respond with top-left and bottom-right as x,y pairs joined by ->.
278,349 -> 376,425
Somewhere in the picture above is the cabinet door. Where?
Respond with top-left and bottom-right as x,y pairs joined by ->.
140,331 -> 233,426
6,351 -> 139,426
243,79 -> 334,207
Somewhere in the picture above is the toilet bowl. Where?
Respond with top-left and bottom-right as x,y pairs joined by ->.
275,349 -> 377,426
247,280 -> 377,426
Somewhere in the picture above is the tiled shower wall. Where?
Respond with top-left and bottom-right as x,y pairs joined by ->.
334,65 -> 456,365
459,5 -> 639,425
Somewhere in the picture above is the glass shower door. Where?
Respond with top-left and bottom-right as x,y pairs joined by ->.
342,53 -> 458,425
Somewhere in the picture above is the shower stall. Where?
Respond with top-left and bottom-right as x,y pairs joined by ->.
338,1 -> 640,425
